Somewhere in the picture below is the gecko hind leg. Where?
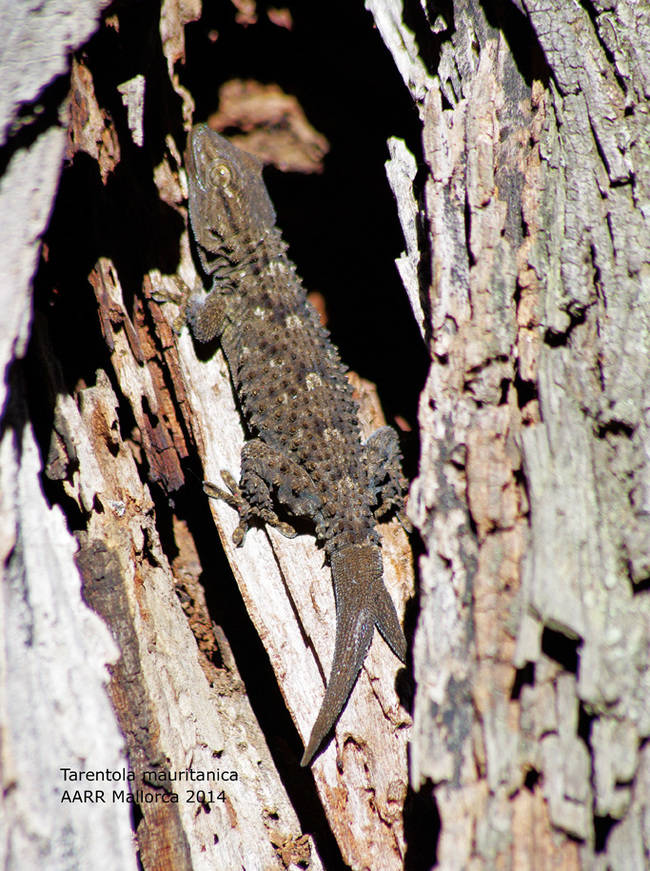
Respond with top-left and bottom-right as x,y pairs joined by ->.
204,439 -> 322,546
364,426 -> 412,531
204,470 -> 297,546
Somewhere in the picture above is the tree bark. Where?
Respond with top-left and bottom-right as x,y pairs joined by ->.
369,0 -> 650,868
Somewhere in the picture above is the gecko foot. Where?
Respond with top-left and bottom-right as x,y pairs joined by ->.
204,471 -> 297,546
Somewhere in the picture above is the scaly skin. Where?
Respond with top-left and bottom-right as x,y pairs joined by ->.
184,123 -> 407,765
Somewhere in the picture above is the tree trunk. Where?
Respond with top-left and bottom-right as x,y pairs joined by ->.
1,1 -> 649,870
370,0 -> 650,868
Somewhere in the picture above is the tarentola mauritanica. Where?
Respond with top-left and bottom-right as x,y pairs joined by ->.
183,123 -> 408,765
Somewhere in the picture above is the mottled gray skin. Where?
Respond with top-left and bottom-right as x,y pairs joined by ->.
184,123 -> 407,765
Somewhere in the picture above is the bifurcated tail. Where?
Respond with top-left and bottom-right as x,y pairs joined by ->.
300,543 -> 406,766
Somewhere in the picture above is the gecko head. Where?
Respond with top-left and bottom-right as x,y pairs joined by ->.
186,123 -> 276,249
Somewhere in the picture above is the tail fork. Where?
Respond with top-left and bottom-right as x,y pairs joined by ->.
300,544 -> 406,766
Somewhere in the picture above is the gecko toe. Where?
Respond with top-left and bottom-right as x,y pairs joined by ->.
220,470 -> 239,493
232,524 -> 247,546
274,521 -> 297,539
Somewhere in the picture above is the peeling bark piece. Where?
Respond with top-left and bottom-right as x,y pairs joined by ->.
208,79 -> 329,173
385,136 -> 426,339
364,0 -> 434,104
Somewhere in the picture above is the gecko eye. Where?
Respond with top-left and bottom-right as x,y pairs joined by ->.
209,161 -> 233,186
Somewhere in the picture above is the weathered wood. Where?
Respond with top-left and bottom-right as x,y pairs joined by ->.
370,0 -> 650,867
0,3 -> 133,869
0,389 -> 138,871
2,2 -> 415,869
0,0 -> 110,141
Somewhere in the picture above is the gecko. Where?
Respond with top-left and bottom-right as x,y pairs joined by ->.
183,123 -> 408,765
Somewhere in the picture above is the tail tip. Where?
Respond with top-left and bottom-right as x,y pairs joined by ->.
300,730 -> 321,767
